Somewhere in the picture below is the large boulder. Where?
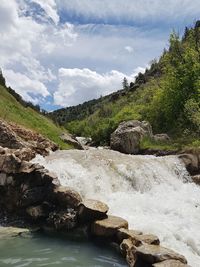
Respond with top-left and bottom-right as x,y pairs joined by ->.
136,244 -> 187,264
60,133 -> 83,150
78,199 -> 109,222
110,120 -> 153,154
91,215 -> 128,237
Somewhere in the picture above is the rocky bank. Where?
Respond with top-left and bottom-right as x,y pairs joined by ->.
0,122 -> 194,266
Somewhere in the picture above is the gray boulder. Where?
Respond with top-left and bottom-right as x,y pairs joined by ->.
154,134 -> 171,143
110,120 -> 153,154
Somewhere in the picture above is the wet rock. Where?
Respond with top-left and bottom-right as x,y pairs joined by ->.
60,133 -> 83,149
91,215 -> 128,237
78,199 -> 109,222
117,228 -> 143,242
152,259 -> 190,266
120,238 -> 137,267
136,244 -> 187,264
179,153 -> 199,175
47,209 -> 77,230
0,227 -> 30,238
110,120 -> 153,154
53,186 -> 82,208
191,175 -> 200,185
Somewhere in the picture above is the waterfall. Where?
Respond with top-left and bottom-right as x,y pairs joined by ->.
32,149 -> 200,267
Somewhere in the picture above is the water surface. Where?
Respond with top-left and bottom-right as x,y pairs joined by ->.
0,232 -> 126,267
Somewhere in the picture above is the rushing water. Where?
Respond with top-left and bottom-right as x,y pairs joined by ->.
32,149 -> 200,267
0,231 -> 126,267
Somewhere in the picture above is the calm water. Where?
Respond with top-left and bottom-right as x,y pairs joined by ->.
0,233 -> 127,267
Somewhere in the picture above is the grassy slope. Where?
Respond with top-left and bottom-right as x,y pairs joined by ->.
0,85 -> 72,149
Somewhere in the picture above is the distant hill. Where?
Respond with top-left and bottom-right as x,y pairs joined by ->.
0,72 -> 71,149
50,21 -> 200,147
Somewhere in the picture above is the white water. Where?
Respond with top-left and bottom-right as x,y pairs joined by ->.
32,149 -> 200,266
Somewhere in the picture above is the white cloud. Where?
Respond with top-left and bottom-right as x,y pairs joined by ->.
4,69 -> 50,104
56,0 -> 200,26
54,67 -> 145,107
31,0 -> 59,25
125,46 -> 134,53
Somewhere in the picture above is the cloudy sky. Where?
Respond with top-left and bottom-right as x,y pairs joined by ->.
0,0 -> 199,110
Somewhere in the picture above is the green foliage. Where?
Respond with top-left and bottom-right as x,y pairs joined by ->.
52,22 -> 200,148
0,85 -> 71,149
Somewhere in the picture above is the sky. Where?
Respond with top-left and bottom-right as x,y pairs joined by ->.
0,0 -> 200,110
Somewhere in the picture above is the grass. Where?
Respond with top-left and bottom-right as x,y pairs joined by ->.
0,85 -> 72,149
140,136 -> 200,152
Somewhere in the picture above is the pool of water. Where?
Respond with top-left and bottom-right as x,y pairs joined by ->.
0,232 -> 127,267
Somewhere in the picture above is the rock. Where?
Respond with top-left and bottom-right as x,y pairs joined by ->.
0,151 -> 21,174
60,133 -> 83,149
0,226 -> 30,238
191,175 -> 200,185
0,120 -> 25,149
47,209 -> 77,230
179,153 -> 199,175
117,228 -> 143,242
53,186 -> 82,208
26,205 -> 46,220
120,238 -> 139,256
76,137 -> 92,147
78,199 -> 109,222
0,119 -> 58,159
154,134 -> 171,143
91,215 -> 128,237
136,244 -> 187,264
110,120 -> 153,154
152,259 -> 190,266
117,228 -> 159,245
120,238 -> 137,267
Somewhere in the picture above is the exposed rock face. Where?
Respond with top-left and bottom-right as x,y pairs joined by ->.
0,119 -> 58,158
154,134 -> 171,143
136,244 -> 187,264
53,186 -> 82,208
117,228 -> 143,242
78,199 -> 108,222
152,259 -> 189,266
179,152 -> 200,175
91,215 -> 128,237
60,133 -> 83,150
110,120 -> 153,154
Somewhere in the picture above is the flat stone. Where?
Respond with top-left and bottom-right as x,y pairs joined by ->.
0,227 -> 30,239
117,228 -> 143,242
136,244 -> 187,264
78,199 -> 109,222
153,259 -> 190,267
91,215 -> 128,237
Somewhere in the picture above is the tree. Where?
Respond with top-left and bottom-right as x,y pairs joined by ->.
122,77 -> 129,89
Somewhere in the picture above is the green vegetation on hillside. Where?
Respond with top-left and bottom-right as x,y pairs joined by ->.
51,22 -> 200,148
0,84 -> 71,149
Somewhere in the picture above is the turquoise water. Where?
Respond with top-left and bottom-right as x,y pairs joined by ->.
0,233 -> 127,267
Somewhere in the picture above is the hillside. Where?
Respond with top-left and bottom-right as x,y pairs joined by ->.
0,81 -> 71,149
51,22 -> 200,148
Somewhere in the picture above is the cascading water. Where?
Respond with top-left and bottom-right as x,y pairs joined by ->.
32,149 -> 200,266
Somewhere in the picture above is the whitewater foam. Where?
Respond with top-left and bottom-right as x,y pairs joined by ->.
32,149 -> 200,266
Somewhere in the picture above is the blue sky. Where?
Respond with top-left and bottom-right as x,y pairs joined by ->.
0,0 -> 200,110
